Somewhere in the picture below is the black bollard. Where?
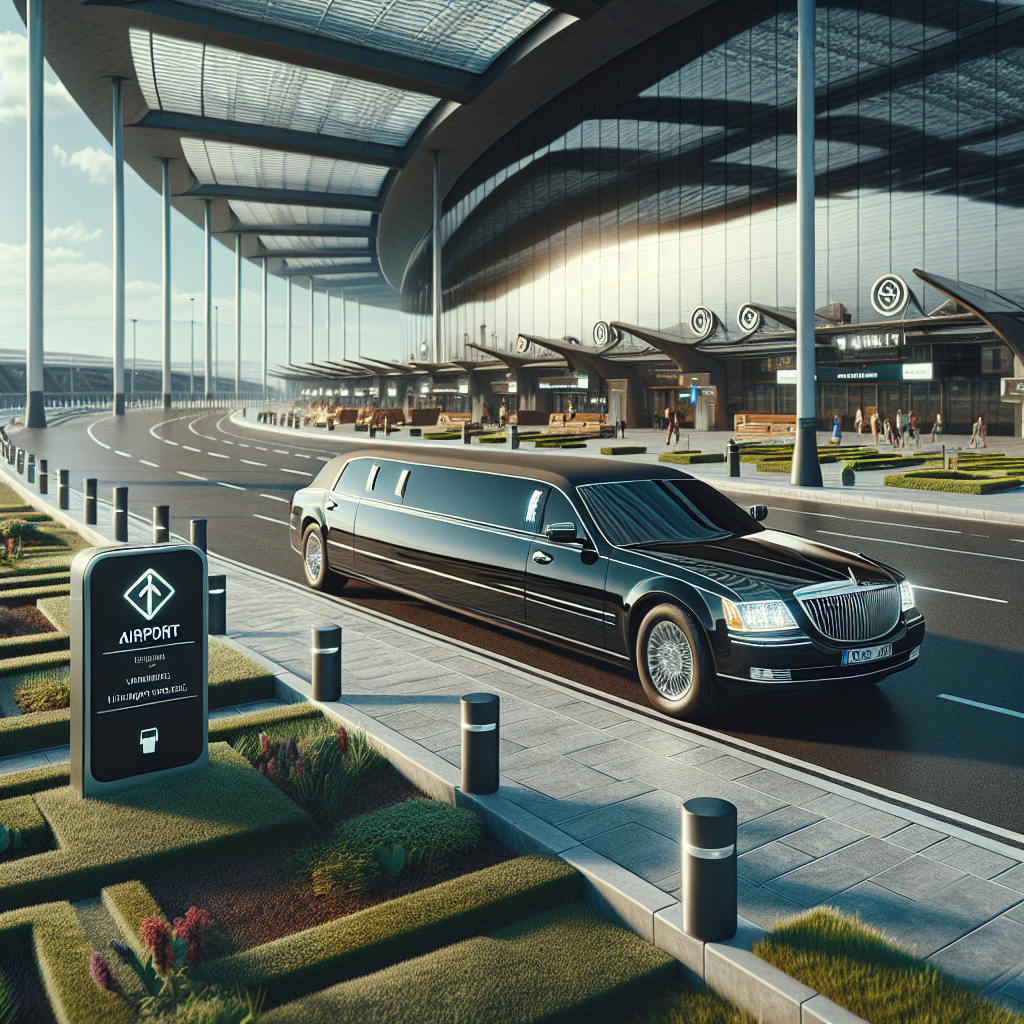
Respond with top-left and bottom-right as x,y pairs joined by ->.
113,486 -> 128,543
510,425 -> 519,450
682,797 -> 737,942
461,692 -> 499,795
461,422 -> 471,444
208,574 -> 226,634
727,438 -> 741,477
16,449 -> 23,475
311,624 -> 342,701
190,518 -> 207,553
83,478 -> 97,524
58,470 -> 70,511
153,505 -> 170,543
26,454 -> 34,484
38,459 -> 47,495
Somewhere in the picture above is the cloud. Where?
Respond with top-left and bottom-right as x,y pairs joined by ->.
0,31 -> 76,124
44,222 -> 102,245
52,143 -> 67,165
68,146 -> 114,184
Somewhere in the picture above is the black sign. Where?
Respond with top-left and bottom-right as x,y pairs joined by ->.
71,544 -> 208,797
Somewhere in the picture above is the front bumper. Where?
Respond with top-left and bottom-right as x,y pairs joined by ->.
713,613 -> 925,692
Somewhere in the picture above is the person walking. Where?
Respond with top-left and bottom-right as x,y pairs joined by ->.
499,401 -> 508,427
831,414 -> 842,443
855,407 -> 864,434
970,414 -> 987,448
665,407 -> 680,445
909,410 -> 920,449
931,412 -> 942,443
870,410 -> 879,445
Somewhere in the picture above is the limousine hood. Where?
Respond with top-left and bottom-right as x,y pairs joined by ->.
640,529 -> 896,596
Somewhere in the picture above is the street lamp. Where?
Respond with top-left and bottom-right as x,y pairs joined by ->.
189,296 -> 195,394
130,318 -> 138,398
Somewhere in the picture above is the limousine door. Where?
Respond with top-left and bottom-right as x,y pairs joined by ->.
324,457 -> 371,573
526,489 -> 609,651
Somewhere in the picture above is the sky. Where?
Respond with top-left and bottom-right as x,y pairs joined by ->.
0,2 -> 400,383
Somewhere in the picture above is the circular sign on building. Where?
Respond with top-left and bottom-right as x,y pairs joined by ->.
593,321 -> 609,345
737,304 -> 762,333
870,274 -> 910,317
689,306 -> 717,341
515,336 -> 531,354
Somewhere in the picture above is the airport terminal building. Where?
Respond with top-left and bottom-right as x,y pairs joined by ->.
44,0 -> 1024,432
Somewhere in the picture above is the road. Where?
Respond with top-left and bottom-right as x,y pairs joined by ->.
10,408 -> 1024,839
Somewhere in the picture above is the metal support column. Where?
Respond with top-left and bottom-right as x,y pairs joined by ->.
286,276 -> 293,364
790,0 -> 822,488
309,277 -> 315,363
234,233 -> 242,396
431,150 -> 443,364
340,290 -> 346,362
161,158 -> 172,408
261,257 -> 268,394
325,289 -> 331,363
356,297 -> 361,358
112,77 -> 126,416
25,0 -> 46,428
204,200 -> 213,399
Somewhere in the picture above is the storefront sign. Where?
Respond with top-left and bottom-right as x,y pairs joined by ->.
777,363 -> 932,384
70,544 -> 208,798
1001,378 -> 1024,401
540,376 -> 589,390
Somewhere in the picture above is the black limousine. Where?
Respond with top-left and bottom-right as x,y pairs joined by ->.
289,448 -> 924,719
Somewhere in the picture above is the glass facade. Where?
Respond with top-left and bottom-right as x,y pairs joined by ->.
401,0 -> 1024,430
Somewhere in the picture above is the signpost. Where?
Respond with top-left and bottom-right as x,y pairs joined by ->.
70,543 -> 208,798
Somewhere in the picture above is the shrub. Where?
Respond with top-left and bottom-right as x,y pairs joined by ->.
600,446 -> 646,456
883,474 -> 1023,495
657,452 -> 722,464
0,969 -> 14,1024
13,668 -> 70,713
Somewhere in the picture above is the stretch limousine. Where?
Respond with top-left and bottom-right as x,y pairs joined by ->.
289,448 -> 925,719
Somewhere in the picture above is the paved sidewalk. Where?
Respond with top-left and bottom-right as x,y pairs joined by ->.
6,458 -> 1024,1008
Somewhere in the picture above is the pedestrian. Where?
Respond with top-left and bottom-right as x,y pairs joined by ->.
883,417 -> 896,449
855,407 -> 864,434
665,407 -> 680,445
831,414 -> 842,443
499,401 -> 507,427
898,408 -> 910,448
870,410 -> 879,445
481,405 -> 490,425
931,412 -> 942,443
909,410 -> 920,449
970,414 -> 987,448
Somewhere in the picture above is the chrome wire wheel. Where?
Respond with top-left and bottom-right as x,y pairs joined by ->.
304,530 -> 323,582
645,620 -> 695,700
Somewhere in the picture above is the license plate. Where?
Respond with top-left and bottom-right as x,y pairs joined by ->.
842,643 -> 893,666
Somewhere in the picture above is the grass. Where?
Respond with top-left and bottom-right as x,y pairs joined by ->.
755,907 -> 1024,1024
261,900 -> 678,1024
883,473 -> 1024,495
610,982 -> 756,1024
0,793 -> 51,856
658,452 -> 723,465
0,631 -> 69,660
35,595 -> 69,632
0,743 -> 314,913
601,446 -> 647,456
0,571 -> 68,593
207,637 -> 277,707
12,672 -> 69,713
840,456 -> 933,472
103,880 -> 166,960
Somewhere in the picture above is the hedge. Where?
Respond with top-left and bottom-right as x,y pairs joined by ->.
201,854 -> 582,1008
0,743 -> 314,913
102,880 -> 166,959
0,793 -> 51,855
0,583 -> 71,603
600,446 -> 646,456
883,474 -> 1024,495
840,457 -> 932,472
36,596 -> 69,633
0,631 -> 69,660
658,452 -> 723,465
0,762 -> 70,799
261,901 -> 677,1024
0,558 -> 74,578
477,436 -> 507,444
0,571 -> 69,593
755,460 -> 792,473
422,432 -> 461,440
0,705 -> 70,757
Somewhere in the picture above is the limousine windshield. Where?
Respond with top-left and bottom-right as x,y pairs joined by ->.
579,478 -> 764,548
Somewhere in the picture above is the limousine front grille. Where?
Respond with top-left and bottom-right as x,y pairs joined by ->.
797,584 -> 900,642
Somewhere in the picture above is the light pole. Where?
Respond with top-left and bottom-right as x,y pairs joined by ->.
189,297 -> 195,394
131,318 -> 137,397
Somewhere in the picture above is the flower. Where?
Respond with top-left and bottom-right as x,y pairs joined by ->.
285,736 -> 300,765
337,726 -> 348,754
173,906 -> 213,963
108,939 -> 133,965
260,732 -> 271,757
90,951 -> 118,992
139,917 -> 174,975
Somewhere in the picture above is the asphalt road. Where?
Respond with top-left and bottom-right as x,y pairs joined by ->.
10,408 -> 1024,838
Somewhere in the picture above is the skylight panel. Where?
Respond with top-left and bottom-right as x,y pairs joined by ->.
258,235 -> 369,250
229,203 -> 373,226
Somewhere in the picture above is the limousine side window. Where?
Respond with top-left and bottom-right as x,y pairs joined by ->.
402,464 -> 540,531
540,489 -> 583,536
332,458 -> 373,497
365,461 -> 408,503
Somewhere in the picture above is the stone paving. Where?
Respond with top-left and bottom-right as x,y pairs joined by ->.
4,447 -> 1024,1007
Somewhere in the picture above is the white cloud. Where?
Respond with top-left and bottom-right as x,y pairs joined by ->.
68,146 -> 114,184
0,31 -> 76,124
44,222 -> 102,245
51,143 -> 67,165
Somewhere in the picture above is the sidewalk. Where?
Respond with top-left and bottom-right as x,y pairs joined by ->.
4,452 -> 1024,1012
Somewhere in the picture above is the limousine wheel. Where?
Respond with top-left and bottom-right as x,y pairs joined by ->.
636,604 -> 727,719
302,523 -> 339,591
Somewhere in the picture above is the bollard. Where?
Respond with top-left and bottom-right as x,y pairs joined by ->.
727,438 -> 740,477
190,518 -> 207,553
153,505 -> 170,544
327,416 -> 334,431
295,416 -> 300,430
38,459 -> 47,495
510,424 -> 519,450
369,423 -> 376,438
83,478 -> 97,523
385,417 -> 391,436
461,692 -> 499,795
5,444 -> 11,466
461,422 -> 471,444
16,449 -> 23,475
26,454 -> 35,484
208,574 -> 226,635
682,797 -> 737,942
311,624 -> 342,701
113,486 -> 128,542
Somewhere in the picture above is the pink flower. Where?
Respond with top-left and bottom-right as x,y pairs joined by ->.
90,951 -> 118,992
173,906 -> 213,963
139,917 -> 173,975
260,733 -> 271,756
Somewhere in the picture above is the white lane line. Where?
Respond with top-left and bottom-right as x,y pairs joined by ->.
238,443 -> 250,448
273,449 -> 289,454
816,531 -> 1024,563
938,694 -> 1024,720
216,481 -> 246,490
183,445 -> 201,452
139,460 -> 160,468
176,471 -> 208,481
222,440 -> 234,444
773,508 -> 963,534
316,456 -> 331,462
253,513 -> 289,526
208,452 -> 230,459
164,439 -> 179,446
241,459 -> 267,466
260,493 -> 289,503
280,467 -> 310,476
114,450 -> 132,458
87,420 -> 111,449
294,453 -> 311,459
913,585 -> 1007,604
255,446 -> 268,451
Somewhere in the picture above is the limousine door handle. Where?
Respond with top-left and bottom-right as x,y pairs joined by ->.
532,551 -> 553,565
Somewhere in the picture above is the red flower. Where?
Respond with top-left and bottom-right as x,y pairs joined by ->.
139,917 -> 173,975
337,726 -> 348,754
173,906 -> 213,963
260,733 -> 271,756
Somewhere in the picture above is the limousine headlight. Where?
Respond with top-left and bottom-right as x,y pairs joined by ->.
722,597 -> 797,632
899,580 -> 914,611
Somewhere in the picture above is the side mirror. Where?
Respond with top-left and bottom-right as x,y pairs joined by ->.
545,523 -> 578,543
749,504 -> 768,522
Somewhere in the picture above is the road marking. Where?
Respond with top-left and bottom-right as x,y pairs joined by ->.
208,452 -> 230,459
222,440 -> 233,444
176,471 -> 208,481
255,446 -> 267,451
114,450 -> 131,458
939,694 -> 1024,720
164,439 -> 178,445
316,456 -> 331,462
774,508 -> 963,534
241,459 -> 267,466
260,493 -> 289,503
139,460 -> 159,468
913,585 -> 1007,604
216,481 -> 246,490
253,513 -> 289,526
816,531 -> 1024,563
280,467 -> 310,476
87,420 -> 111,449
238,443 -> 250,448
273,449 -> 289,454
294,453 -> 310,459
183,445 -> 201,452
